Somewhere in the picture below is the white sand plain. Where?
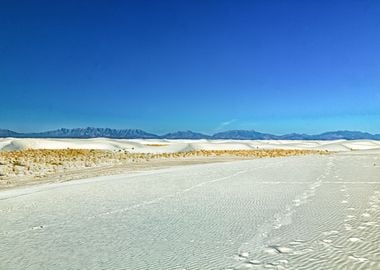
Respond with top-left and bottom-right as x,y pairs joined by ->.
1,137 -> 380,153
0,139 -> 380,269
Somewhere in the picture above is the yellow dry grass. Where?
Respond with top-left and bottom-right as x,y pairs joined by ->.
145,144 -> 168,147
0,148 -> 328,181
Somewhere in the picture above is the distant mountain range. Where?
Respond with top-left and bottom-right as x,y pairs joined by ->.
34,128 -> 157,139
1,127 -> 380,140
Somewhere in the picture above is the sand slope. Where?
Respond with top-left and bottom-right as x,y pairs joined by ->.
1,138 -> 380,153
0,151 -> 379,269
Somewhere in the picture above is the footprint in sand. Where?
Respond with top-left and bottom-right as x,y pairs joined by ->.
345,215 -> 355,222
237,251 -> 249,260
32,225 -> 45,230
264,248 -> 279,255
292,199 -> 301,206
344,224 -> 353,231
240,260 -> 261,268
363,221 -> 377,226
348,237 -> 362,243
264,246 -> 293,255
322,230 -> 339,236
348,255 -> 368,262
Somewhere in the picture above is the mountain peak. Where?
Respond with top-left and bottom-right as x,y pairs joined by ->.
162,130 -> 210,139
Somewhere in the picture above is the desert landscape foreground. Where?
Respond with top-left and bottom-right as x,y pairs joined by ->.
1,139 -> 380,269
2,137 -> 380,188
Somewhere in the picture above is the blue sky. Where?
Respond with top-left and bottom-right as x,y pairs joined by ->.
1,0 -> 380,134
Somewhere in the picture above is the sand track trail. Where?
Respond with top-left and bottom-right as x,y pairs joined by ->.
1,151 -> 379,269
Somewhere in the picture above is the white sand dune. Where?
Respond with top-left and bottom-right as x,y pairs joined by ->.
1,138 -> 380,153
0,149 -> 379,269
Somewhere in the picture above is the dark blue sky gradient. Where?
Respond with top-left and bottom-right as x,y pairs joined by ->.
1,0 -> 380,134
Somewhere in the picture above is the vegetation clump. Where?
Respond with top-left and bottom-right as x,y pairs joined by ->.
0,148 -> 327,183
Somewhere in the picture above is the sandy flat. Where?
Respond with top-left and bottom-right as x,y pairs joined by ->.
1,149 -> 379,269
2,137 -> 380,152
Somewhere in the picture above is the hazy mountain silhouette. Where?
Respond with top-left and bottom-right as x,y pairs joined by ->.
1,128 -> 379,140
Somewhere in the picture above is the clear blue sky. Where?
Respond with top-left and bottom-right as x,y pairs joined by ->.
1,0 -> 380,134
